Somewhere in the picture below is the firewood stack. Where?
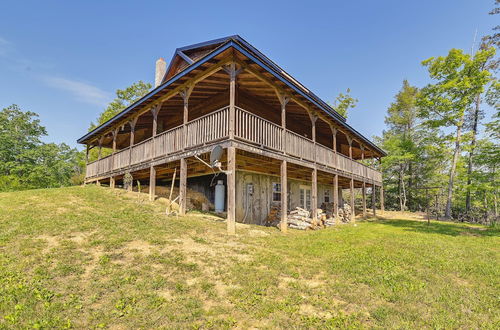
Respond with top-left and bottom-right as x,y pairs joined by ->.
265,203 -> 282,227
338,204 -> 352,223
266,205 -> 343,230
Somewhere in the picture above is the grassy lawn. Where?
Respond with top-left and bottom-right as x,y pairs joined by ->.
0,186 -> 498,329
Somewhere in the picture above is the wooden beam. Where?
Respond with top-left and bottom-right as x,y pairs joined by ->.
110,176 -> 115,189
380,185 -> 385,214
227,146 -> 236,235
350,176 -> 355,222
149,165 -> 156,201
333,173 -> 339,222
227,62 -> 239,139
372,181 -> 376,217
312,167 -> 317,220
179,158 -> 187,215
362,181 -> 366,217
280,160 -> 288,232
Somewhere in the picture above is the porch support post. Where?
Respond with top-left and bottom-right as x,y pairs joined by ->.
179,158 -> 187,215
129,117 -> 138,166
98,136 -> 104,160
280,160 -> 288,232
380,185 -> 385,214
331,126 -> 337,168
110,176 -> 115,189
151,105 -> 160,137
350,177 -> 355,222
312,167 -> 318,220
379,158 -> 384,214
362,181 -> 367,217
85,145 -> 89,164
180,86 -> 193,150
278,93 -> 290,154
229,63 -> 237,140
372,181 -> 377,216
333,173 -> 339,222
149,165 -> 156,201
227,146 -> 236,235
361,145 -> 366,216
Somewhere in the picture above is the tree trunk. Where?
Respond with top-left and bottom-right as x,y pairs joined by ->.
465,93 -> 481,212
445,123 -> 463,219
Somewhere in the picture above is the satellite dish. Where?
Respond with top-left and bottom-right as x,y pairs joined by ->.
210,145 -> 223,166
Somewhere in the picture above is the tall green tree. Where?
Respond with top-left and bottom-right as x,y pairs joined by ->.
0,104 -> 82,191
381,80 -> 419,211
417,47 -> 496,218
330,88 -> 358,118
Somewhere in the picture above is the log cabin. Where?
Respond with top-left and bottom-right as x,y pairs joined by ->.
77,35 -> 386,234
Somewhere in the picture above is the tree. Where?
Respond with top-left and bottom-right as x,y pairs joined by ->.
417,47 -> 496,218
0,104 -> 82,191
89,80 -> 152,130
330,88 -> 358,118
381,80 -> 419,211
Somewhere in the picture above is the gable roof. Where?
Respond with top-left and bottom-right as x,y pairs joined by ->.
77,35 -> 385,156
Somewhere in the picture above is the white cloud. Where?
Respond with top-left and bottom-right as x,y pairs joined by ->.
42,76 -> 112,107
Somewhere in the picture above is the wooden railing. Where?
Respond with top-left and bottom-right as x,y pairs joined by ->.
187,107 -> 229,148
285,131 -> 315,161
154,126 -> 183,158
85,105 -> 382,184
113,148 -> 130,170
235,107 -> 283,151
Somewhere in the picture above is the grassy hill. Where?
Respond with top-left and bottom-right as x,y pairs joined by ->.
0,186 -> 498,329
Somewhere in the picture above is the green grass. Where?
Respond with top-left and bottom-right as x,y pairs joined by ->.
0,186 -> 499,329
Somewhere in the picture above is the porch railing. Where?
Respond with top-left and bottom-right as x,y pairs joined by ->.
86,105 -> 382,184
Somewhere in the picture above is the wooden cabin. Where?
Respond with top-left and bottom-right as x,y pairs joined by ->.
77,35 -> 386,233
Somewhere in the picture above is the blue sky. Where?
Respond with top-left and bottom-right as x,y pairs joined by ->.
0,1 -> 496,149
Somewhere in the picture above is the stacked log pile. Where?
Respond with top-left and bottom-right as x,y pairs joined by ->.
266,204 -> 348,230
265,204 -> 282,227
338,204 -> 352,223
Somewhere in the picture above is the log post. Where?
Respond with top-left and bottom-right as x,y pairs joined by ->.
98,136 -> 104,160
312,167 -> 318,220
227,146 -> 236,235
362,181 -> 367,217
361,145 -> 366,216
372,181 -> 377,217
228,63 -> 237,140
380,185 -> 385,214
129,117 -> 138,166
85,145 -> 89,164
110,176 -> 115,189
331,126 -> 337,168
180,86 -> 193,150
278,93 -> 289,154
111,128 -> 118,172
333,173 -> 339,222
179,158 -> 187,215
280,160 -> 288,232
149,165 -> 156,201
350,177 -> 355,222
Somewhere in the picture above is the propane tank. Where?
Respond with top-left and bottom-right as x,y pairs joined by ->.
215,180 -> 225,212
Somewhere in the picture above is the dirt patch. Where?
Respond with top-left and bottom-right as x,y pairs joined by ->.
125,240 -> 154,254
37,234 -> 59,250
68,231 -> 95,244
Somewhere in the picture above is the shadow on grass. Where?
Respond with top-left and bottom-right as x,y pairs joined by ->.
375,218 -> 500,237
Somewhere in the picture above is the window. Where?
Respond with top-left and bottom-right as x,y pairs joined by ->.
324,189 -> 330,203
299,186 -> 311,210
272,182 -> 281,202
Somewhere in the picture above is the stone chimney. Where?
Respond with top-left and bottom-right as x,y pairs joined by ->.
155,58 -> 166,87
